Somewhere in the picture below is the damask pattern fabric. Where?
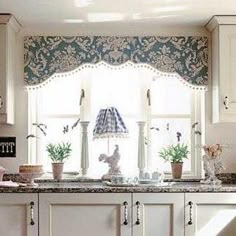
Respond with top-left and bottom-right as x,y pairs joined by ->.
24,36 -> 208,87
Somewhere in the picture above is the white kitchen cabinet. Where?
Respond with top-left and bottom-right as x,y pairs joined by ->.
0,15 -> 20,124
185,193 -> 236,236
207,16 -> 236,123
39,193 -> 132,236
133,193 -> 184,236
0,193 -> 38,236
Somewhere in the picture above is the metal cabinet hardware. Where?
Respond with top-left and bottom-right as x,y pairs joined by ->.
223,96 -> 236,110
79,89 -> 85,106
0,96 -> 3,109
223,96 -> 229,109
123,201 -> 128,225
30,201 -> 35,226
147,89 -> 151,106
135,201 -> 141,225
188,201 -> 193,225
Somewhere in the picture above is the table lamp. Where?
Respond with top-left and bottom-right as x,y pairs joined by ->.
93,107 -> 128,180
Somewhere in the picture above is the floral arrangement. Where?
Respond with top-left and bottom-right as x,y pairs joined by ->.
203,144 -> 222,159
201,143 -> 224,184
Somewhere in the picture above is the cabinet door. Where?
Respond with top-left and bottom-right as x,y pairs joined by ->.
0,193 -> 38,236
185,193 -> 236,236
215,25 -> 236,122
0,24 -> 7,116
0,15 -> 18,124
133,193 -> 184,236
39,193 -> 132,236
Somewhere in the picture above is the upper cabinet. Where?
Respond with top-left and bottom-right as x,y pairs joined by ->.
206,16 -> 236,123
0,15 -> 20,124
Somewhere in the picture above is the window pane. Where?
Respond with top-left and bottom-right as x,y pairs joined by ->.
151,78 -> 191,115
90,66 -> 143,117
149,118 -> 191,173
38,75 -> 81,115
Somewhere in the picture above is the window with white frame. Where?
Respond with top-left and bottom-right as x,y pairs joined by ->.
28,63 -> 203,178
148,78 -> 203,177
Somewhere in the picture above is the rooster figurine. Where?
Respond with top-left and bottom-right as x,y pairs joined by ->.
99,145 -> 122,180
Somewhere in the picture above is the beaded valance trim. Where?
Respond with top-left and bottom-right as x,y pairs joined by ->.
25,61 -> 206,91
24,36 -> 208,88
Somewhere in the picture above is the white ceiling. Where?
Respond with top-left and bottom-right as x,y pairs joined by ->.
0,0 -> 236,30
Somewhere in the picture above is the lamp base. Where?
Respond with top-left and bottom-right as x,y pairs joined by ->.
99,145 -> 123,181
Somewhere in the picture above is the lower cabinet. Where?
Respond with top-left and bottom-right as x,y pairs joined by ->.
3,192 -> 236,236
133,193 -> 184,236
39,193 -> 132,236
185,193 -> 236,236
0,193 -> 38,236
39,192 -> 184,236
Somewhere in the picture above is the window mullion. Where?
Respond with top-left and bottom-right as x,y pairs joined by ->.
27,90 -> 37,164
146,88 -> 152,172
190,90 -> 197,177
195,91 -> 204,178
36,90 -> 43,165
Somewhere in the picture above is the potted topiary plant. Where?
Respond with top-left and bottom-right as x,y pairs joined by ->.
46,142 -> 72,180
151,123 -> 200,179
159,141 -> 189,179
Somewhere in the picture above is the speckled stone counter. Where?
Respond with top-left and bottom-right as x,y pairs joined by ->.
1,181 -> 236,193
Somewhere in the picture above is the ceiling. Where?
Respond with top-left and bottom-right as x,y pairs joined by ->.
0,0 -> 236,30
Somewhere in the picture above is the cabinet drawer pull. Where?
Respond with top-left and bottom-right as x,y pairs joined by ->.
0,96 -> 3,109
30,201 -> 35,226
223,96 -> 229,109
123,201 -> 128,225
188,201 -> 193,225
223,96 -> 236,110
136,201 -> 141,225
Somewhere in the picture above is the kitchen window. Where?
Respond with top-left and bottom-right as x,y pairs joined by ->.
28,63 -> 204,178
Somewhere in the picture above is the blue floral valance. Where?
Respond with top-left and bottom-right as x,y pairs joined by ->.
24,36 -> 208,87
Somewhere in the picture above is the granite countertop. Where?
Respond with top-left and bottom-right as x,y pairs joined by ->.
1,173 -> 236,193
1,181 -> 236,193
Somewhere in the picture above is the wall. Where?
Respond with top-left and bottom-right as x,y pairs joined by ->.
0,25 -> 236,173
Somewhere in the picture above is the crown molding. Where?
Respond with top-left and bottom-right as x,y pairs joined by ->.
0,14 -> 21,32
206,15 -> 236,32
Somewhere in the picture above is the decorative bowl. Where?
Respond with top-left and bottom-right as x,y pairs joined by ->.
19,172 -> 44,186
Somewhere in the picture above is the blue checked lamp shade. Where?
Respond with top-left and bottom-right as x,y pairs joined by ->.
93,107 -> 128,139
